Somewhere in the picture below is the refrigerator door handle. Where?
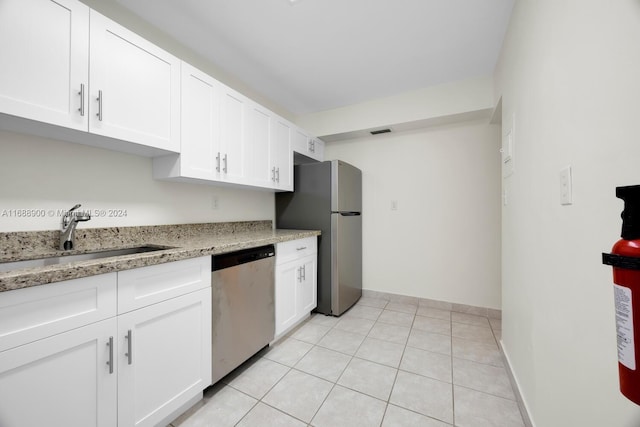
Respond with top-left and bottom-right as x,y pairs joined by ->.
333,211 -> 361,216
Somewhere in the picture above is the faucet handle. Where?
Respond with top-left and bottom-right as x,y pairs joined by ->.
62,204 -> 83,228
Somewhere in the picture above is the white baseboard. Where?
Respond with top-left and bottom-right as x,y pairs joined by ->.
501,341 -> 536,427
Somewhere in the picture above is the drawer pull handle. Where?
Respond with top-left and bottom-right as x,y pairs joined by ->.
125,329 -> 132,365
96,90 -> 103,121
296,246 -> 307,251
107,336 -> 114,374
78,84 -> 85,116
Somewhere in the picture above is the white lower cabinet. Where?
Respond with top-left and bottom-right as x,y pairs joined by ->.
0,317 -> 117,427
0,256 -> 211,427
275,237 -> 318,338
117,287 -> 211,427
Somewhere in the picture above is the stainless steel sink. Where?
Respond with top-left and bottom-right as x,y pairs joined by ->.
0,246 -> 172,273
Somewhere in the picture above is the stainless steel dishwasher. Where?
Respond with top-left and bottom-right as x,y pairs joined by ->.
211,245 -> 275,384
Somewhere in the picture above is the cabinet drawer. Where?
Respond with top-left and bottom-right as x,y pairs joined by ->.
276,237 -> 317,266
0,273 -> 117,352
117,256 -> 210,314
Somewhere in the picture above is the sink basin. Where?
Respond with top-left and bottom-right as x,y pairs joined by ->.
0,246 -> 172,273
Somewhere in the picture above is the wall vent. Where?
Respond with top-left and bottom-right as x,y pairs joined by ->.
370,128 -> 392,135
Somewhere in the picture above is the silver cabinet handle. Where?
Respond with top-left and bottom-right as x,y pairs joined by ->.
96,90 -> 103,121
78,84 -> 85,116
106,336 -> 114,374
223,154 -> 228,173
276,167 -> 280,183
296,246 -> 307,251
216,152 -> 221,172
125,329 -> 132,365
271,167 -> 276,182
302,264 -> 306,281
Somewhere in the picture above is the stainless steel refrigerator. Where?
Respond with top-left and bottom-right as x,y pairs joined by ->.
276,160 -> 362,316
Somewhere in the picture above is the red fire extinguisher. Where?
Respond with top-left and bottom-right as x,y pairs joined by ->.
603,185 -> 640,405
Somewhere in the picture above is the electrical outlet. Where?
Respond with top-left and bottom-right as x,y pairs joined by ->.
211,195 -> 219,210
391,200 -> 398,211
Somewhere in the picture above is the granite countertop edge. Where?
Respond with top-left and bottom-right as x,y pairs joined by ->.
0,229 -> 320,293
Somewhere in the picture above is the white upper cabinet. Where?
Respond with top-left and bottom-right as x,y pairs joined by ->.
271,118 -> 293,191
219,85 -> 249,184
154,62 -> 221,181
0,0 -> 89,131
156,64 -> 295,191
293,128 -> 324,162
89,10 -> 180,152
0,0 -> 180,155
246,101 -> 273,187
0,0 -> 322,188
246,103 -> 292,191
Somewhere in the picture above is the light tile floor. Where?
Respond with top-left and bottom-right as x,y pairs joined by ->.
169,297 -> 524,427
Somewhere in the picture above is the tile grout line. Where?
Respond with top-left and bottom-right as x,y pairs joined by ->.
380,298 -> 409,427
305,308 -> 379,426
450,311 -> 456,427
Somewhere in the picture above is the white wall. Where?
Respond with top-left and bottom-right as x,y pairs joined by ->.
496,1 -> 640,425
0,131 -> 274,232
297,77 -> 494,138
325,120 -> 501,309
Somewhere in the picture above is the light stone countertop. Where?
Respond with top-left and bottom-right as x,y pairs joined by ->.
0,221 -> 320,293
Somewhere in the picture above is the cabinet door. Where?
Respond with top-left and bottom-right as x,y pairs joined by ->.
310,138 -> 325,162
117,288 -> 211,427
275,262 -> 299,337
246,102 -> 273,187
180,62 -> 221,180
271,118 -> 293,191
298,257 -> 317,315
0,318 -> 117,427
219,86 -> 248,183
89,10 -> 180,152
0,0 -> 89,131
292,128 -> 310,156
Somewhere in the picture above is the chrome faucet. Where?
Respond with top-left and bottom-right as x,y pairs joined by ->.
60,204 -> 91,250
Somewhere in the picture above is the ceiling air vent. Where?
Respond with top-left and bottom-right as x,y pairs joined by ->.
370,128 -> 392,135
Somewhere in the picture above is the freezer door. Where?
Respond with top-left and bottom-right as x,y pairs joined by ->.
331,212 -> 362,315
331,160 -> 362,213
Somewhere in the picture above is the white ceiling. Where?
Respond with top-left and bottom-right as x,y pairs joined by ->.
116,0 -> 514,116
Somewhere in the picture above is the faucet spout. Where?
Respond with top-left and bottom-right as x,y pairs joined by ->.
60,204 -> 91,250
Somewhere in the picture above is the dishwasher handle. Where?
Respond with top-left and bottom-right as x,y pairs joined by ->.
212,244 -> 275,271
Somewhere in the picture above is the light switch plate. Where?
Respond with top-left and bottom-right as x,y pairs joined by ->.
502,113 -> 515,178
560,166 -> 572,205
